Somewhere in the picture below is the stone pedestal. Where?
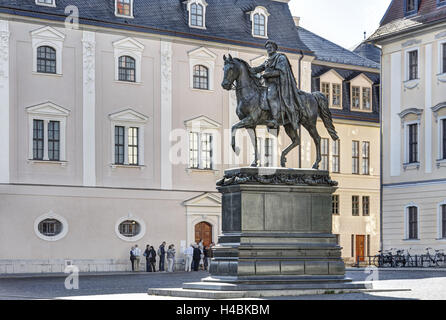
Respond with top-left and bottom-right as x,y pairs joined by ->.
148,168 -> 371,298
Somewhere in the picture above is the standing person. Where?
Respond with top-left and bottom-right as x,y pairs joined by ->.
130,246 -> 136,272
203,246 -> 209,271
133,245 -> 141,272
167,244 -> 176,273
144,245 -> 151,272
193,244 -> 201,272
184,244 -> 194,272
158,242 -> 166,272
198,239 -> 204,270
208,242 -> 215,270
149,246 -> 157,272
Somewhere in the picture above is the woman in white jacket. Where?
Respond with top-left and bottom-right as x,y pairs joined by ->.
183,244 -> 194,272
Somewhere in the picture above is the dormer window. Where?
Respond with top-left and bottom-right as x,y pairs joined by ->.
36,0 -> 56,7
115,0 -> 134,18
405,0 -> 418,16
187,0 -> 208,29
438,0 -> 446,8
250,6 -> 270,39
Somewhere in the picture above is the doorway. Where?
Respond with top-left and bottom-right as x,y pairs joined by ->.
195,222 -> 213,247
356,235 -> 365,262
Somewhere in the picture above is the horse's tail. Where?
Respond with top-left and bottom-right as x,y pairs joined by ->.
313,92 -> 339,141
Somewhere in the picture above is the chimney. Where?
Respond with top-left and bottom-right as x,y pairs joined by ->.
293,16 -> 300,28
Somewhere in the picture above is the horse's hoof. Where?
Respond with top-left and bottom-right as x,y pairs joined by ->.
312,164 -> 319,170
235,147 -> 241,156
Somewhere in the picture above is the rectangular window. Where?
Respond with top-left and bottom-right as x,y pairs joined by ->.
332,139 -> 340,173
128,127 -> 139,165
321,138 -> 329,171
48,121 -> 60,161
408,124 -> 418,163
189,132 -> 199,169
33,119 -> 44,160
352,86 -> 360,109
442,205 -> 446,239
321,82 -> 330,101
352,141 -> 359,174
332,195 -> 340,215
362,141 -> 370,175
332,84 -> 341,107
362,87 -> 371,110
408,50 -> 418,80
116,0 -> 132,16
407,0 -> 415,11
363,196 -> 370,216
201,133 -> 213,170
114,126 -> 125,165
352,196 -> 360,216
443,43 -> 446,74
408,206 -> 418,240
442,119 -> 446,160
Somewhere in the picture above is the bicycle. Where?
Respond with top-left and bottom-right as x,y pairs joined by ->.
373,249 -> 394,268
422,248 -> 443,267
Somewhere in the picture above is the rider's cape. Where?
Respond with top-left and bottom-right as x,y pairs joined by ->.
268,53 -> 307,131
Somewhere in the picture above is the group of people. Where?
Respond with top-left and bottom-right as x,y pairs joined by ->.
129,242 -> 176,272
129,240 -> 215,273
183,240 -> 215,272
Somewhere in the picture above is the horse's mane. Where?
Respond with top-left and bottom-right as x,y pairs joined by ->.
233,58 -> 264,89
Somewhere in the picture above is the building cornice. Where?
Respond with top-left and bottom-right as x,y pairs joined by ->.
312,61 -> 380,74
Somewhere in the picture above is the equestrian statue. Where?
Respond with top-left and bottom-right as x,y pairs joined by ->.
221,40 -> 339,169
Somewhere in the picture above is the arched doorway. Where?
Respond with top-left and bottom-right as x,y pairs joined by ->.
195,222 -> 213,247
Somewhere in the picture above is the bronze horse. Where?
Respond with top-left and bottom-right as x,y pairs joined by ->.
221,54 -> 339,169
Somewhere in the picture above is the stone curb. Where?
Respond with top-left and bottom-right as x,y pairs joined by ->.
0,271 -> 195,279
346,267 -> 446,272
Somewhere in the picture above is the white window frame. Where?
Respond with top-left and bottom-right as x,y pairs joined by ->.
404,47 -> 420,88
115,0 -> 134,19
437,39 -> 446,75
26,102 -> 70,164
254,136 -> 278,168
404,120 -> 421,165
404,204 -> 420,241
188,47 -> 217,91
115,214 -> 146,242
187,0 -> 208,30
250,6 -> 270,39
31,26 -> 65,75
349,74 -> 374,112
109,109 -> 148,168
35,0 -> 56,7
185,116 -> 221,172
438,115 -> 446,161
113,37 -> 144,83
437,200 -> 446,240
34,211 -> 69,242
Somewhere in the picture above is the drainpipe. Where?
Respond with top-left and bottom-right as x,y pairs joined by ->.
298,50 -> 304,168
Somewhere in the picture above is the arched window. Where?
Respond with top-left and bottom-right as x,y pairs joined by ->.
38,219 -> 63,237
118,56 -> 136,82
118,220 -> 141,238
37,46 -> 57,74
253,13 -> 266,37
193,65 -> 209,90
190,3 -> 204,27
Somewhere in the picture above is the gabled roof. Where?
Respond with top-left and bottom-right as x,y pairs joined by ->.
353,42 -> 381,64
370,0 -> 446,42
297,27 -> 380,69
0,0 -> 313,55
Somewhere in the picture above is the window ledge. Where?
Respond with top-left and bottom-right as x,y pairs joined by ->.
186,168 -> 220,176
110,164 -> 146,171
403,162 -> 420,171
436,159 -> 446,168
191,88 -> 214,93
28,160 -> 67,167
437,73 -> 446,83
189,25 -> 207,30
403,79 -> 420,89
403,239 -> 420,242
114,80 -> 142,86
32,72 -> 62,77
115,14 -> 134,19
253,34 -> 268,39
435,238 -> 446,241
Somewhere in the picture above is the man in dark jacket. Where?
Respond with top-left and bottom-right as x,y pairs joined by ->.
158,242 -> 166,272
192,244 -> 201,271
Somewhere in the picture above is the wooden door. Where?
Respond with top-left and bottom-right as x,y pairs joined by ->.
356,235 -> 365,262
195,222 -> 213,247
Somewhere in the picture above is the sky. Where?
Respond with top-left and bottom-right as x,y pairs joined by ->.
289,0 -> 392,50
